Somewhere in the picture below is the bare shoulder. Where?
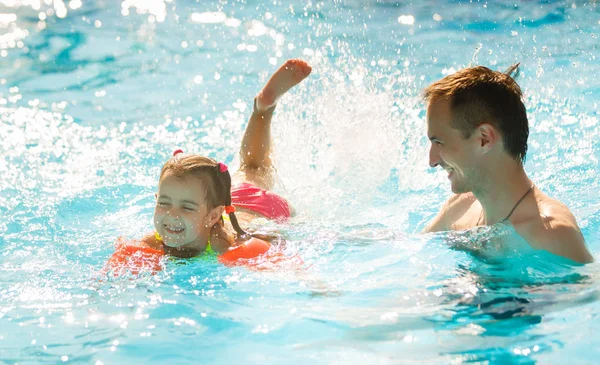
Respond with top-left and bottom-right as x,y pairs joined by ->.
423,193 -> 477,233
210,224 -> 235,254
514,194 -> 593,264
139,232 -> 163,250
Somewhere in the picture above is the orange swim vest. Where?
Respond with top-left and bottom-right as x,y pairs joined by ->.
103,237 -> 288,276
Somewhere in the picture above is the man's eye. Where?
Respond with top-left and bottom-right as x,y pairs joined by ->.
157,202 -> 170,206
183,207 -> 196,211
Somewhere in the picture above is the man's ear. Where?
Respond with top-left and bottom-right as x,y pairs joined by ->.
207,205 -> 225,226
476,123 -> 499,153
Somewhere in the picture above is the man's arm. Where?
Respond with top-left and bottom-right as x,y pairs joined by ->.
422,194 -> 470,233
423,197 -> 454,233
422,208 -> 447,233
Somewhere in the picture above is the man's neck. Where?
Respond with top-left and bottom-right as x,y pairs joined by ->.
471,160 -> 531,225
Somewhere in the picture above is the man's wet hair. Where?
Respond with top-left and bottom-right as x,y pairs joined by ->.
423,64 -> 528,163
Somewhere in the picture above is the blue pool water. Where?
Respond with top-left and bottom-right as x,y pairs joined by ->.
1,0 -> 599,363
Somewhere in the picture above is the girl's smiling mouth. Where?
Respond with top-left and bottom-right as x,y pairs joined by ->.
164,225 -> 184,234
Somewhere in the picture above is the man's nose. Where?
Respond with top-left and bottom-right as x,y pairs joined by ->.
429,145 -> 440,168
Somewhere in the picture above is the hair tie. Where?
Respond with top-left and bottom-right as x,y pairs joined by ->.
217,162 -> 228,173
173,149 -> 184,156
225,205 -> 236,214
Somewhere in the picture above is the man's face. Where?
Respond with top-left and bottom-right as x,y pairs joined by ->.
426,99 -> 482,194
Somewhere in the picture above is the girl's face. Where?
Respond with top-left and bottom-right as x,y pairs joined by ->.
153,174 -> 223,251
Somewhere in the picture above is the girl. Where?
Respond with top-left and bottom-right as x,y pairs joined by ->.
105,59 -> 312,274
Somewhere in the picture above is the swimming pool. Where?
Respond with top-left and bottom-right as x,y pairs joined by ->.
1,0 -> 599,363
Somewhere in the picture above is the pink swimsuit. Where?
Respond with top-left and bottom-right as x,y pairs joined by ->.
231,183 -> 291,221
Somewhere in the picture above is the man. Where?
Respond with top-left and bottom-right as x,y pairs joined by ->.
422,64 -> 593,264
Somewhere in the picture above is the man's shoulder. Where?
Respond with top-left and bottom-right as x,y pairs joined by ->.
514,195 -> 592,263
517,195 -> 579,234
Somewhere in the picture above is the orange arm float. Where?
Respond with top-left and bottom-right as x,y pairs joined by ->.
103,237 -> 165,276
218,238 -> 271,265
